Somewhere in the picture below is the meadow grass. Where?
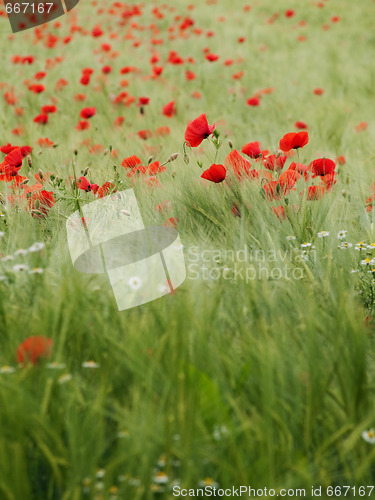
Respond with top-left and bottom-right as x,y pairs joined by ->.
1,0 -> 375,498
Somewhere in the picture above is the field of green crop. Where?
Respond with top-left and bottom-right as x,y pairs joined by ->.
1,0 -> 375,498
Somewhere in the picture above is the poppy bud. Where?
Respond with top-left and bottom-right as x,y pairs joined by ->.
27,155 -> 32,168
74,149 -> 78,156
228,140 -> 233,149
276,150 -> 283,158
84,167 -> 90,176
34,199 -> 40,209
341,189 -> 347,197
20,178 -> 29,186
172,170 -> 176,178
109,145 -> 112,152
31,209 -> 43,216
103,149 -> 109,156
148,156 -> 153,165
38,169 -> 43,179
169,153 -> 179,162
183,154 -> 190,165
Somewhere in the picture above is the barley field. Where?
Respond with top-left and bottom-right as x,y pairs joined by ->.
1,0 -> 375,498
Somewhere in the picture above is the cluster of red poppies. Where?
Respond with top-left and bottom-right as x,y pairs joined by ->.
184,114 -> 341,220
0,143 -> 55,217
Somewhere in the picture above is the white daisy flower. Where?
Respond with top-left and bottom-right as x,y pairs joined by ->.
96,469 -> 105,479
368,243 -> 375,250
286,235 -> 296,241
300,242 -> 312,248
58,373 -> 72,384
361,258 -> 372,266
339,242 -> 352,249
14,249 -> 28,256
1,255 -> 14,262
153,472 -> 168,485
198,478 -> 219,488
355,242 -> 367,250
362,429 -> 375,444
13,264 -> 29,272
28,242 -> 45,252
296,251 -> 309,262
28,268 -> 44,274
82,360 -> 100,368
213,425 -> 229,441
318,231 -> 329,238
128,276 -> 142,290
47,362 -> 66,369
337,230 -> 347,240
0,365 -> 16,374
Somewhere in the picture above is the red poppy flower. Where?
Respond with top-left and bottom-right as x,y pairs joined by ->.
114,116 -> 125,127
205,53 -> 219,62
163,217 -> 178,228
97,181 -> 116,198
279,131 -> 309,152
294,121 -> 308,130
241,141 -> 261,159
4,91 -> 17,105
307,185 -> 325,200
263,154 -> 287,171
201,164 -> 226,183
279,169 -> 300,190
41,105 -> 57,114
263,181 -> 281,200
225,150 -> 255,179
92,26 -> 103,37
77,176 -> 91,191
0,143 -> 18,154
154,126 -> 171,137
80,74 -> 90,86
33,113 -> 49,124
16,336 -> 53,366
313,88 -> 324,95
122,155 -> 142,169
163,101 -> 176,117
185,113 -> 215,147
76,120 -> 91,131
29,84 -> 45,94
246,97 -> 260,106
288,161 -> 309,179
138,129 -> 152,140
272,206 -> 286,221
3,146 -> 31,173
37,138 -> 54,148
355,121 -> 368,132
186,70 -> 196,80
309,158 -> 335,177
80,107 -> 96,119
138,97 -> 150,106
285,9 -> 295,17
